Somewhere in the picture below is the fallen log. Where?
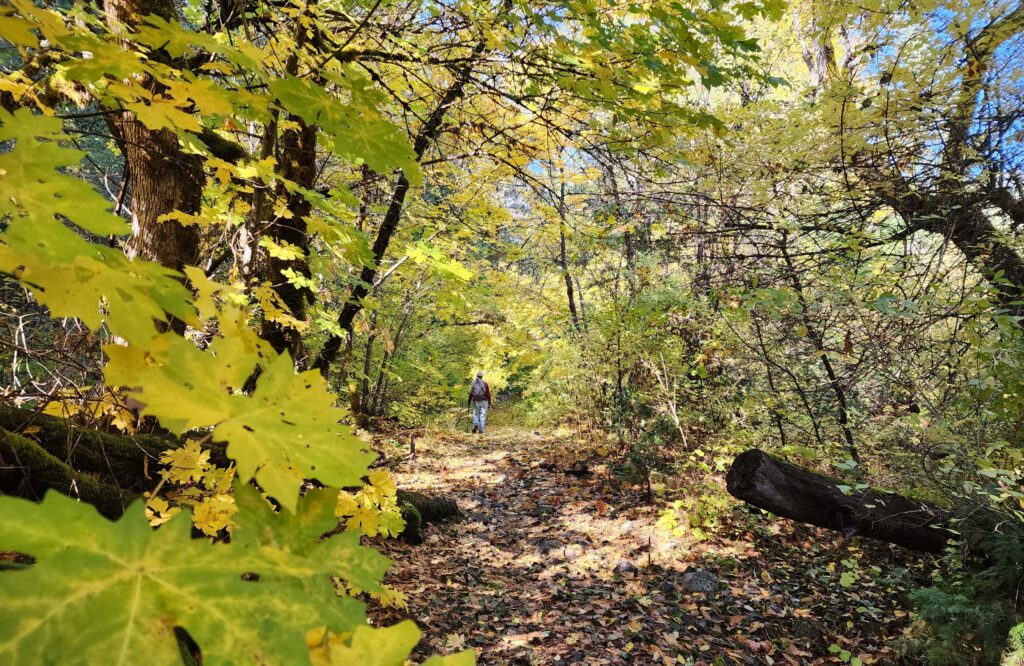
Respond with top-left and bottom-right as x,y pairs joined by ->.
0,404 -> 226,490
395,489 -> 461,545
726,449 -> 952,553
0,429 -> 135,519
0,405 -> 463,538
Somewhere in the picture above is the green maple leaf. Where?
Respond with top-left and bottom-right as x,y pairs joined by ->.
134,14 -> 229,59
58,34 -> 152,81
0,109 -> 128,236
0,109 -> 195,345
125,97 -> 203,132
232,485 -> 390,593
104,316 -> 376,512
0,225 -> 194,345
269,75 -> 421,184
0,12 -> 39,47
0,488 -> 383,665
168,75 -> 236,117
135,15 -> 266,75
321,622 -> 420,665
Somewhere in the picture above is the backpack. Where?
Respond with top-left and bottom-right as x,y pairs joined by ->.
470,380 -> 487,400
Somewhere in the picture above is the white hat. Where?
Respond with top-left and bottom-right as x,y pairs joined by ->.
476,371 -> 484,378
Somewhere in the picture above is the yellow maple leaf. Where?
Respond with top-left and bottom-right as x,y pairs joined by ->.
191,493 -> 237,537
346,505 -> 379,536
335,490 -> 359,518
368,469 -> 397,497
160,440 -> 211,484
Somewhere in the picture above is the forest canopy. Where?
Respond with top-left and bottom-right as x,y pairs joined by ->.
1,0 -> 1023,663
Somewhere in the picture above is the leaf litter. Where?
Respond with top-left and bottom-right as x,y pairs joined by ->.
369,429 -> 934,664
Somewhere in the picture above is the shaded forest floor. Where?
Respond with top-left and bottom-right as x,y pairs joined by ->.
370,429 -> 935,665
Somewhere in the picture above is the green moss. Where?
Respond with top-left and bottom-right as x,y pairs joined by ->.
399,502 -> 423,545
0,428 -> 136,518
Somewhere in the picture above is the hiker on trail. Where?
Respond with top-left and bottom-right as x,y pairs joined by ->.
468,371 -> 491,434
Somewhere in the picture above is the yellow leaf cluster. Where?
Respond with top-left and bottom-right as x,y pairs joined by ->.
335,469 -> 404,538
149,441 -> 239,537
41,386 -> 137,433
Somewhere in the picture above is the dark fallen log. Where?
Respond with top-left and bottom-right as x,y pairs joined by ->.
395,489 -> 461,545
396,489 -> 461,523
0,404 -> 226,490
0,429 -> 135,518
726,449 -> 952,553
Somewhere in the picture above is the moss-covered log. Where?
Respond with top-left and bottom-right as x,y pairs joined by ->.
0,429 -> 136,518
0,404 -> 227,490
396,489 -> 461,523
396,489 -> 461,544
0,405 -> 462,537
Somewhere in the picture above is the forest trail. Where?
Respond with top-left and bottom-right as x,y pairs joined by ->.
370,429 -> 933,665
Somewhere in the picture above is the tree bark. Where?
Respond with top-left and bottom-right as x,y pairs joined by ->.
0,406 -> 459,533
103,0 -> 203,329
0,404 -> 226,488
556,181 -> 581,332
726,448 -> 952,552
259,19 -> 318,363
912,201 -> 1024,319
260,118 -> 317,363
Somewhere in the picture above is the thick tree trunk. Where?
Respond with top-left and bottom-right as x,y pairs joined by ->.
259,17 -> 318,364
794,0 -> 837,90
104,0 -> 203,303
726,449 -> 952,552
107,119 -> 203,272
917,204 -> 1024,320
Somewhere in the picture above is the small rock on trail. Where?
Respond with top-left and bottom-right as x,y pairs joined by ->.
682,569 -> 719,595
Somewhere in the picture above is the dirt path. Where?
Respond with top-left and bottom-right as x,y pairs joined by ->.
370,429 -> 931,665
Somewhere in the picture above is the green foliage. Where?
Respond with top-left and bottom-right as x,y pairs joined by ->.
5,0 -> 1024,660
105,319 -> 374,513
657,483 -> 732,541
910,587 -> 1016,665
0,108 -> 193,345
0,487 -> 380,664
0,6 -> 474,663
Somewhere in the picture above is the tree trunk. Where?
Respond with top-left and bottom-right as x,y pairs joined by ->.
794,0 -> 837,90
726,449 -> 952,552
260,118 -> 317,363
557,181 -> 581,332
103,0 -> 202,333
917,203 -> 1024,320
